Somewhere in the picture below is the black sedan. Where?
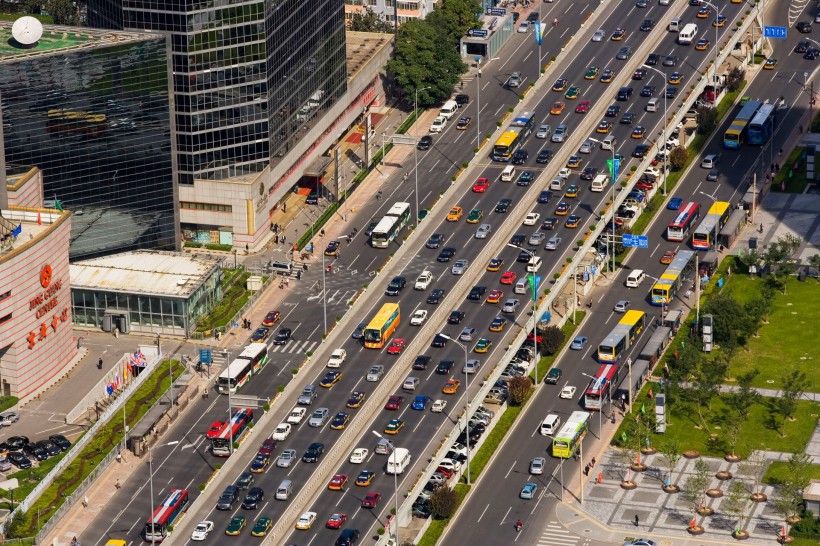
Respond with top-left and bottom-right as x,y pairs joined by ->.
427,289 -> 446,305
417,135 -> 433,150
437,247 -> 456,262
8,452 -> 32,469
303,442 -> 325,463
273,328 -> 292,345
242,487 -> 265,510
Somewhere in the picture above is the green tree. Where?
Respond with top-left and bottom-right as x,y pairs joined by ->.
387,20 -> 467,107
772,453 -> 813,526
738,449 -> 767,499
429,486 -> 459,518
776,370 -> 809,424
724,369 -> 761,423
702,292 -> 749,351
669,145 -> 688,170
348,8 -> 395,33
538,325 -> 565,356
726,66 -> 745,92
723,480 -> 752,536
659,438 -> 683,488
20,0 -> 41,14
681,354 -> 727,431
681,459 -> 712,515
761,234 -> 801,294
4,508 -> 27,539
696,106 -> 718,135
47,0 -> 78,25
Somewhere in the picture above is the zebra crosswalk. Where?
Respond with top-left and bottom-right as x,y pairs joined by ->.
269,339 -> 320,354
537,521 -> 585,546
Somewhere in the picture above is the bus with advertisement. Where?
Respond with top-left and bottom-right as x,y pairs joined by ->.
552,411 -> 591,458
370,202 -> 412,248
666,202 -> 701,242
211,408 -> 254,456
509,111 -> 536,134
747,102 -> 777,146
584,364 -> 621,410
216,343 -> 269,394
597,311 -> 646,362
143,489 -> 190,542
650,250 -> 696,305
492,128 -> 525,162
364,303 -> 400,349
692,201 -> 731,250
723,100 -> 761,149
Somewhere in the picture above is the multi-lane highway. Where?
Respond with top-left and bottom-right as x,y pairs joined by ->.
439,1 -> 817,544
82,0 -> 796,544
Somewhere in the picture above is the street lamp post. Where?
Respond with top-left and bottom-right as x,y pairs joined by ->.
439,334 -> 472,485
372,431 -> 400,543
414,86 -> 432,227
587,137 -> 617,274
505,244 -> 539,385
700,1 -> 721,85
644,65 -> 670,196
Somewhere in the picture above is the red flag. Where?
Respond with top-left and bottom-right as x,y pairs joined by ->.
37,212 -> 42,225
648,389 -> 654,399
690,518 -> 697,528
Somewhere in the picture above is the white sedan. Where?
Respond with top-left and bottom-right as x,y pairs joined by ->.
349,447 -> 369,464
431,399 -> 448,413
286,407 -> 306,425
191,521 -> 214,541
410,310 -> 429,326
271,422 -> 292,441
560,385 -> 577,399
523,212 -> 541,226
295,511 -> 317,530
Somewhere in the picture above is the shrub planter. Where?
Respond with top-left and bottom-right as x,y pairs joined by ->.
630,462 -> 647,472
688,525 -> 705,535
620,480 -> 638,490
777,535 -> 795,544
640,446 -> 656,455
725,454 -> 741,463
732,530 -> 750,541
715,470 -> 733,480
663,484 -> 680,493
683,450 -> 700,459
706,488 -> 723,498
750,492 -> 767,502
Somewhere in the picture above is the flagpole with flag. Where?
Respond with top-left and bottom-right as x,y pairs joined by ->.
54,196 -> 64,212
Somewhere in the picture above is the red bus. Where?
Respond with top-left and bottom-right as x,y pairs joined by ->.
211,408 -> 254,456
144,489 -> 189,542
583,364 -> 620,410
666,202 -> 700,242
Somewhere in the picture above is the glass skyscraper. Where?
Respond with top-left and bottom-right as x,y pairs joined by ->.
0,24 -> 178,260
88,0 -> 348,184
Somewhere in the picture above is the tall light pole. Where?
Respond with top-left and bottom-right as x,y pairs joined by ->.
414,86 -> 431,227
700,1 -> 721,85
644,65 -> 669,196
439,334 -> 472,485
588,137 -> 617,274
506,243 -> 539,384
372,431 -> 400,543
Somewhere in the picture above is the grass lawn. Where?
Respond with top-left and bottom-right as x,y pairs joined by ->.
763,461 -> 820,485
615,381 -> 818,456
724,275 -> 820,389
772,147 -> 813,193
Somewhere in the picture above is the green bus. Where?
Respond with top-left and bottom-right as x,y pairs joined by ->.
552,411 -> 591,458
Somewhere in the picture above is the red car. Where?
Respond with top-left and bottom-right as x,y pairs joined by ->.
206,421 -> 224,439
386,338 -> 407,355
472,177 -> 490,193
362,491 -> 382,508
384,395 -> 404,410
328,473 -> 348,490
262,310 -> 281,327
436,466 -> 455,478
575,99 -> 591,114
327,513 -> 347,529
500,271 -> 517,285
635,180 -> 654,191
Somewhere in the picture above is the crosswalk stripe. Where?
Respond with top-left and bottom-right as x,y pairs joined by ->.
538,539 -> 578,546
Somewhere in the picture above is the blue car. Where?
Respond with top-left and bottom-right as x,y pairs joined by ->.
570,336 -> 588,350
411,395 -> 431,410
537,190 -> 553,203
667,197 -> 683,210
520,482 -> 538,499
627,191 -> 645,202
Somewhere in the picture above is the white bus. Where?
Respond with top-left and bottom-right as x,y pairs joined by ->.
370,202 -> 412,248
216,343 -> 269,394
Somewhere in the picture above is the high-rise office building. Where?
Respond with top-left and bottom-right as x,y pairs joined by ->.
88,0 -> 348,185
0,22 -> 178,260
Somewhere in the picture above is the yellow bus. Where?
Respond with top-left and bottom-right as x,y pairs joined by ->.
597,310 -> 646,362
651,250 -> 696,305
364,303 -> 400,349
492,128 -> 524,161
552,411 -> 591,458
692,201 -> 731,250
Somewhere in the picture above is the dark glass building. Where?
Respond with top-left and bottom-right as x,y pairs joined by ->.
88,0 -> 348,184
0,23 -> 177,260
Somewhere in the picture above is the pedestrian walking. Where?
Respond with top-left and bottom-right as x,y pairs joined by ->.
775,163 -> 780,172
82,497 -> 88,508
98,357 -> 103,370
634,514 -> 640,527
282,203 -> 287,213
684,289 -> 691,300
113,327 -> 119,338
584,464 -> 590,476
115,479 -> 121,490
282,234 -> 287,245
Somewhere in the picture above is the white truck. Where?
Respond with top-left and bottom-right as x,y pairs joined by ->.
327,349 -> 346,368
414,270 -> 433,290
677,23 -> 698,45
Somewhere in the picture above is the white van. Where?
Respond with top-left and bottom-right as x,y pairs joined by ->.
601,135 -> 617,150
668,18 -> 682,32
275,479 -> 293,500
439,100 -> 459,120
514,279 -> 529,294
500,165 -> 516,182
646,98 -> 659,112
590,174 -> 609,192
549,175 -> 566,191
626,269 -> 645,288
386,447 -> 411,475
526,256 -> 542,273
540,414 -> 562,436
678,23 -> 698,45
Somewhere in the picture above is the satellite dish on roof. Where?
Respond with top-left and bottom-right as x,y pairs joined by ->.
12,16 -> 43,46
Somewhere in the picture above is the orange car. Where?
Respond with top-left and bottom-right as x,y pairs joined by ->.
660,250 -> 676,264
550,101 -> 565,115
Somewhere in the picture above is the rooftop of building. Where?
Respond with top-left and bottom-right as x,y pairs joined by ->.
345,31 -> 392,80
0,20 -> 161,61
0,206 -> 68,261
69,250 -> 223,298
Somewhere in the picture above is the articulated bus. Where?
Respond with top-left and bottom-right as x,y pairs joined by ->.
584,364 -> 621,410
211,408 -> 254,456
651,250 -> 696,305
370,202 -> 412,248
597,311 -> 646,362
216,342 -> 269,394
692,201 -> 731,250
552,411 -> 591,458
364,303 -> 400,349
748,103 -> 777,146
143,489 -> 189,542
666,202 -> 700,242
723,100 -> 761,149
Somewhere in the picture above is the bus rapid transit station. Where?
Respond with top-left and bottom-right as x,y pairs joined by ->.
651,250 -> 697,306
692,201 -> 732,250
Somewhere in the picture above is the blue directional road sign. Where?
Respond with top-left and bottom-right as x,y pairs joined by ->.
763,26 -> 787,39
622,234 -> 649,248
199,348 -> 212,364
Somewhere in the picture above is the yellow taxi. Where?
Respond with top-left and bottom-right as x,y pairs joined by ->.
668,72 -> 683,85
487,258 -> 504,272
473,338 -> 492,353
631,126 -> 646,139
552,78 -> 568,92
550,101 -> 566,115
565,215 -> 582,229
584,66 -> 599,80
695,39 -> 710,51
566,156 -> 582,169
486,289 -> 503,304
446,206 -> 463,222
442,379 -> 461,394
610,28 -> 625,41
489,316 -> 507,332
713,14 -> 726,27
596,120 -> 611,134
763,58 -> 777,70
565,185 -> 579,198
600,69 -> 615,83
